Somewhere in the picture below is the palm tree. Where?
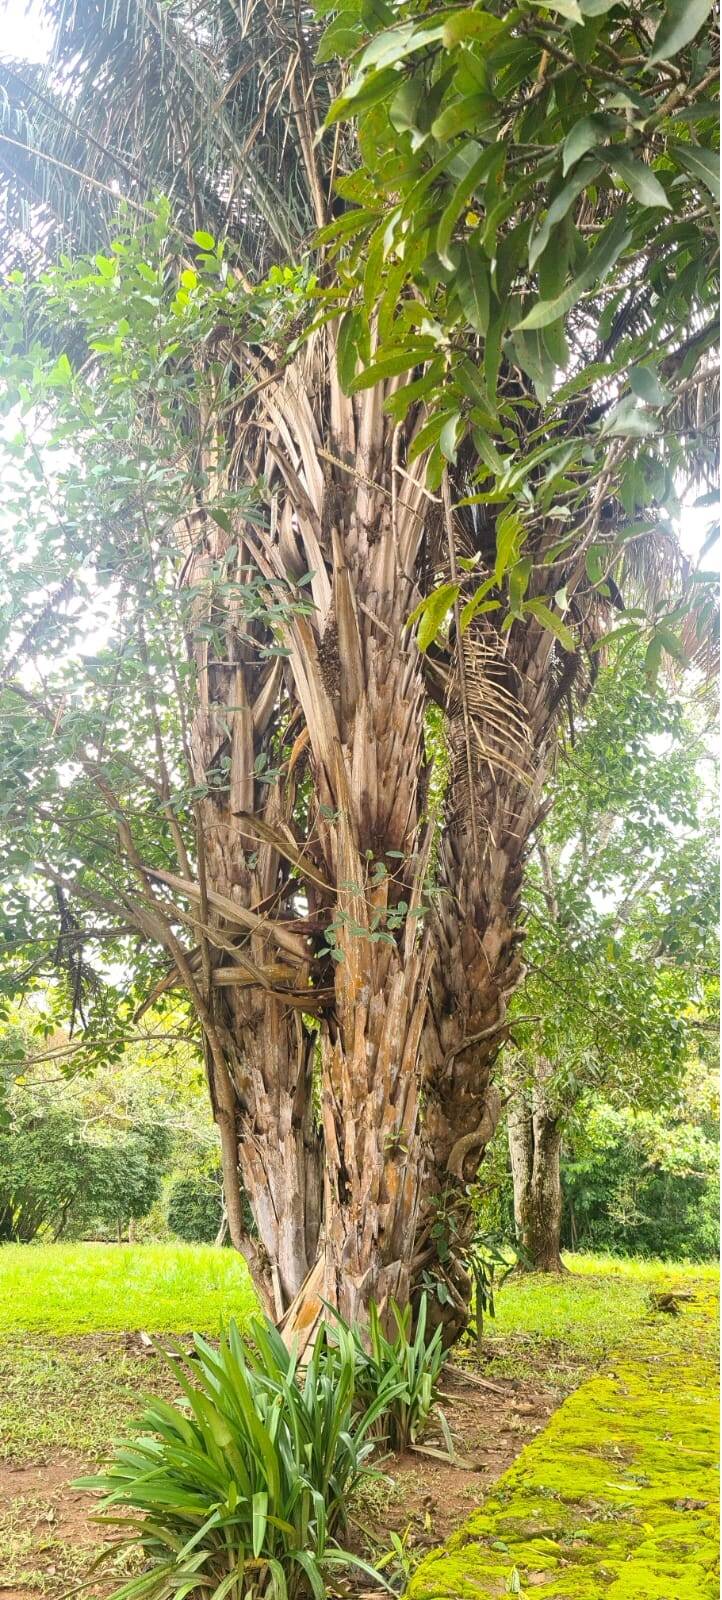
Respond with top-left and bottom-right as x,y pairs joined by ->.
0,0 -> 717,1339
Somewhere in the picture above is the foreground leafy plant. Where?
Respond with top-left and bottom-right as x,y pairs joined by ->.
332,1295 -> 446,1451
78,1317 -> 397,1600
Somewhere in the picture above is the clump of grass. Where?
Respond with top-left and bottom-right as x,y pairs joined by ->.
332,1294 -> 447,1451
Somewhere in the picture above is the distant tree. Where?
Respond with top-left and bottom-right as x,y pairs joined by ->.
561,1068 -> 720,1262
504,657 -> 718,1269
0,1028 -> 171,1241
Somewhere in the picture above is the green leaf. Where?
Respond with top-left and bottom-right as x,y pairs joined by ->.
649,0 -> 714,64
439,412 -> 461,463
441,10 -> 504,46
209,509 -> 234,534
349,344 -> 434,392
518,208 -> 632,329
524,598 -> 576,651
432,94 -> 499,143
337,309 -> 361,395
585,544 -> 606,584
48,353 -> 73,388
644,632 -> 664,683
437,144 -> 504,268
356,20 -> 444,73
456,243 -> 490,335
316,12 -> 364,63
629,365 -> 672,408
602,394 -> 658,438
252,1491 -> 268,1558
193,230 -> 216,250
562,114 -> 613,176
672,142 -> 720,204
656,625 -> 688,664
408,407 -> 457,464
608,152 -> 671,209
509,556 -> 533,613
408,583 -> 460,652
495,510 -> 523,586
460,595 -> 500,630
326,65 -> 401,124
529,157 -> 601,270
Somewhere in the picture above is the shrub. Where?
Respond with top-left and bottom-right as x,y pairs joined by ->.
166,1174 -> 222,1243
79,1316 -> 398,1599
0,1098 -> 169,1243
333,1294 -> 446,1451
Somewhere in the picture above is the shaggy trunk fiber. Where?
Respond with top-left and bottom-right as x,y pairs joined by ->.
417,612 -> 557,1336
304,396 -> 431,1327
507,1061 -> 564,1273
180,346 -> 434,1337
169,512 -> 325,1317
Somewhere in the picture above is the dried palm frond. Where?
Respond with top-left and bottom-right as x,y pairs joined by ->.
0,0 -> 317,271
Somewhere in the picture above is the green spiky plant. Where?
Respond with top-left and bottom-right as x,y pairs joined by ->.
330,1294 -> 446,1451
78,1316 -> 399,1600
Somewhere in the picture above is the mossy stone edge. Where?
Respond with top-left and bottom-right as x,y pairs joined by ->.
407,1278 -> 719,1599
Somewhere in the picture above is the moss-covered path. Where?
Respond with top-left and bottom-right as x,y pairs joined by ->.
409,1276 -> 719,1599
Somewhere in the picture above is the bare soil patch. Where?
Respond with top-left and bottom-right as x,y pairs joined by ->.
350,1362 -> 559,1572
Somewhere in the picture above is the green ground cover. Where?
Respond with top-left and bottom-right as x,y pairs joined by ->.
410,1264 -> 719,1599
0,1240 -> 257,1335
482,1251 -> 720,1386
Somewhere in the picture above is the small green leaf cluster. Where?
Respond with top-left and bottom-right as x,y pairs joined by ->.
329,1293 -> 447,1451
78,1315 -> 402,1600
319,895 -> 427,962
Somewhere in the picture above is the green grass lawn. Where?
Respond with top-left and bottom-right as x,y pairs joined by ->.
0,1240 -> 259,1335
480,1251 -> 719,1386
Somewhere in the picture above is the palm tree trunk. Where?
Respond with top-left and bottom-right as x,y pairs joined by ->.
179,515 -> 325,1315
414,618 -> 551,1334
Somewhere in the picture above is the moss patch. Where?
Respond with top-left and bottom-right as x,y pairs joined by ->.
408,1269 -> 719,1599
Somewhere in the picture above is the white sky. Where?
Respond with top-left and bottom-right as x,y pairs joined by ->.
1,0 -> 53,59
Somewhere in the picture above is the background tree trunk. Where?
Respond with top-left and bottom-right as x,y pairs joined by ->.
508,1060 -> 564,1273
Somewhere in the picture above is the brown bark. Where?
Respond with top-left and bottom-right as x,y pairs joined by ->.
508,1061 -> 564,1273
301,389 -> 431,1328
167,489 -> 326,1315
416,612 -> 556,1333
413,466 -> 599,1329
176,341 -> 433,1336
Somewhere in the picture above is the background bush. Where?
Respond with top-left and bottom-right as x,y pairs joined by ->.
166,1173 -> 223,1243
